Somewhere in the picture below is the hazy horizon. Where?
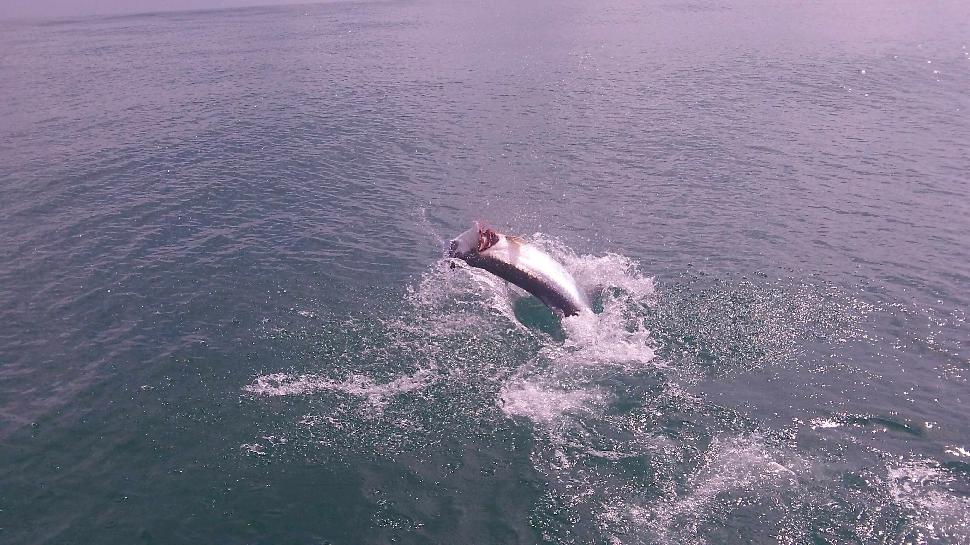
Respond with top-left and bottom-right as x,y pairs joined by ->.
1,0 -> 315,21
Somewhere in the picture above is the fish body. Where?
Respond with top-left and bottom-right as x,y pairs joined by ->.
449,224 -> 589,316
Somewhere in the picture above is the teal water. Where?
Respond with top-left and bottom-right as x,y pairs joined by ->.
1,1 -> 969,543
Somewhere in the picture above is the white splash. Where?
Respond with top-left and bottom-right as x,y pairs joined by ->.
499,380 -> 606,424
884,458 -> 970,543
405,257 -> 524,334
557,299 -> 657,368
945,445 -> 970,458
606,436 -> 802,545
244,369 -> 435,412
562,247 -> 656,366
810,417 -> 842,429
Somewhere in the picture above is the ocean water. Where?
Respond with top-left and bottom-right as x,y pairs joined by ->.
1,1 -> 969,543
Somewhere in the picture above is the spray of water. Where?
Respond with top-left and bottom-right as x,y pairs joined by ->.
241,232 -> 970,545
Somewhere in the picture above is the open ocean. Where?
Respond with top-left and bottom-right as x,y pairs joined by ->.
1,1 -> 969,543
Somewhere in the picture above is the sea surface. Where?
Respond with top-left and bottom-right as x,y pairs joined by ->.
1,1 -> 969,543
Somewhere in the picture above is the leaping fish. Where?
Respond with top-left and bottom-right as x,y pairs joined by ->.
448,223 -> 590,317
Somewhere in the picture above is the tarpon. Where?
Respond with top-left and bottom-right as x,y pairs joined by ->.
448,224 -> 590,316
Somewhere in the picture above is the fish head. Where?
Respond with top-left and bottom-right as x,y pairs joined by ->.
449,222 -> 499,259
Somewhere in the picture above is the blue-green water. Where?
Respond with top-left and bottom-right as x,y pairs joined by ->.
1,1 -> 969,543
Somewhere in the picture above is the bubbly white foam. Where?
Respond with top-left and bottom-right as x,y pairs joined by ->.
572,435 -> 807,545
499,380 -> 606,424
945,445 -> 970,458
884,459 -> 970,543
555,299 -> 657,368
810,417 -> 842,429
244,369 -> 435,412
240,443 -> 267,456
405,257 -> 524,334
553,240 -> 658,370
